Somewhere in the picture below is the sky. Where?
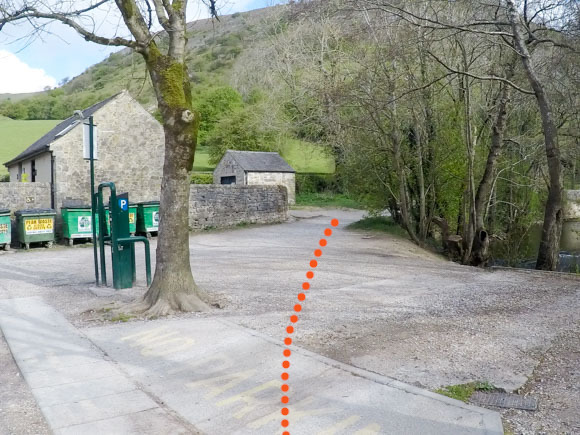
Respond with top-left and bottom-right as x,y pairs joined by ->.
0,0 -> 277,94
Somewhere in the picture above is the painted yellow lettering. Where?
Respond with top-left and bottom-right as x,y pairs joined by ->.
141,337 -> 195,356
317,415 -> 361,434
216,379 -> 281,419
187,369 -> 256,399
168,353 -> 234,376
248,396 -> 336,429
354,423 -> 382,434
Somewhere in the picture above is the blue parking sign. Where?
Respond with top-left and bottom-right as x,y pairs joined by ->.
118,198 -> 128,211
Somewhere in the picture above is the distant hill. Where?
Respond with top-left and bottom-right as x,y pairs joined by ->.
0,91 -> 45,102
1,7 -> 276,113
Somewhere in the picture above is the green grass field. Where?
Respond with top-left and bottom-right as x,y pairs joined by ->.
192,149 -> 214,172
0,118 -> 62,175
279,139 -> 335,174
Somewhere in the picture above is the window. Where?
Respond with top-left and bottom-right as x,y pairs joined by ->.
220,176 -> 236,185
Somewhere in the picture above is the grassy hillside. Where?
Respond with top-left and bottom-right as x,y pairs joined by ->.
0,91 -> 45,102
193,140 -> 335,174
0,6 -> 336,176
0,118 -> 61,175
279,140 -> 335,174
50,8 -> 276,111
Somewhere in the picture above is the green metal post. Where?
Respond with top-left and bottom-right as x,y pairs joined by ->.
117,236 -> 152,286
97,191 -> 107,286
89,116 -> 99,286
98,182 -> 117,286
131,243 -> 136,284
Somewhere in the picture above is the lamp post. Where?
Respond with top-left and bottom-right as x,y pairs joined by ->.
77,110 -> 99,286
88,116 -> 99,286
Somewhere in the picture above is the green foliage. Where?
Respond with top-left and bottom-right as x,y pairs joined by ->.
190,172 -> 213,184
295,192 -> 362,209
296,173 -> 340,194
109,312 -> 135,322
207,108 -> 277,164
347,216 -> 409,239
435,382 -> 497,403
0,90 -> 107,120
194,86 -> 243,145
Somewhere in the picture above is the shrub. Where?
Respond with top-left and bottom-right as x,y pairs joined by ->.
296,173 -> 340,194
191,172 -> 213,184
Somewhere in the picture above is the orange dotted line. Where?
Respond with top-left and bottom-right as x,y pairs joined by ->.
281,218 -> 339,434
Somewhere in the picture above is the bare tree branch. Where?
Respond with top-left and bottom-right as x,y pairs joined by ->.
0,2 -> 138,48
151,0 -> 170,30
426,49 -> 535,95
360,1 -> 513,37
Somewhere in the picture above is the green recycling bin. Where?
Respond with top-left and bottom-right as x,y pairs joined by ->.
0,209 -> 11,251
103,204 -> 137,236
16,209 -> 56,250
61,206 -> 96,246
137,201 -> 160,237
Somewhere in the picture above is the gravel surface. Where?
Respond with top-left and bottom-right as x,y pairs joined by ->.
0,208 -> 578,433
502,328 -> 580,435
0,330 -> 50,435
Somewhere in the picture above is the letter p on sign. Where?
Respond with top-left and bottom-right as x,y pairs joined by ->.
119,199 -> 128,211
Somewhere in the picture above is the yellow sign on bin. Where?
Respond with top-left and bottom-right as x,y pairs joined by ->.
25,218 -> 53,235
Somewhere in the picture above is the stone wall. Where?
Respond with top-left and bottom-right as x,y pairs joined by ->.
189,185 -> 288,230
0,182 -> 52,214
50,91 -> 164,210
246,172 -> 295,205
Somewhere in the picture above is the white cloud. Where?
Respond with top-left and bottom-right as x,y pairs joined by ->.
0,50 -> 57,94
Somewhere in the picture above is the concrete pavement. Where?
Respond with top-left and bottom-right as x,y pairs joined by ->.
0,297 -> 503,434
0,297 -> 193,434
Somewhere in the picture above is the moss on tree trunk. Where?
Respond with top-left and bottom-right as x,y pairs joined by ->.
139,42 -> 209,315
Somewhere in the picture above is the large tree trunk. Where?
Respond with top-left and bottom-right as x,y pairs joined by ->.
412,118 -> 428,242
469,68 -> 513,266
458,53 -> 477,264
141,42 -> 209,315
393,130 -> 421,245
506,0 -> 563,271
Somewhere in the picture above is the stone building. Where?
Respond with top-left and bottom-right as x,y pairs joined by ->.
213,150 -> 296,204
3,91 -> 164,209
562,190 -> 580,251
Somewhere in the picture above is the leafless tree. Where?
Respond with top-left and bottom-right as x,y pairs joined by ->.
357,0 -> 578,270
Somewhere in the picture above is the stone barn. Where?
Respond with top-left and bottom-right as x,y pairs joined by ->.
213,150 -> 296,204
4,90 -> 164,210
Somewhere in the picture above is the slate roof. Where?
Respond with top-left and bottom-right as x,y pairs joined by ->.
225,150 -> 295,173
4,93 -> 120,167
